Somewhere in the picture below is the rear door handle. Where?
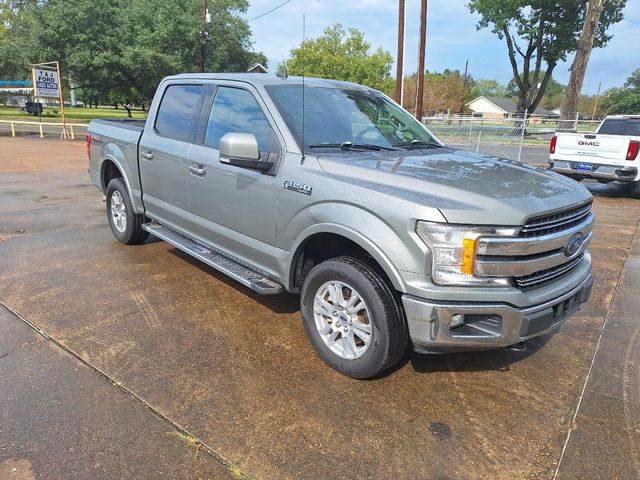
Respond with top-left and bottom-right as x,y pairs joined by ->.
189,163 -> 206,176
141,151 -> 154,160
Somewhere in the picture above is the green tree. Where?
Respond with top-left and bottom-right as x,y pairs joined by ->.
2,0 -> 264,114
469,79 -> 506,99
286,24 -> 394,95
468,0 -> 625,114
601,69 -> 640,114
0,1 -> 38,80
403,70 -> 470,115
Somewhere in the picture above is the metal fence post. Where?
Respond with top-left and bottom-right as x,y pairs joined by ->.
517,109 -> 528,163
476,123 -> 482,153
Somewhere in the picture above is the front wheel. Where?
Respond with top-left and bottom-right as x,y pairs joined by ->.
300,256 -> 409,379
106,178 -> 149,245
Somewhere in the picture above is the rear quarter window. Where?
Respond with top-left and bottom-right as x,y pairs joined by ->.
155,84 -> 204,142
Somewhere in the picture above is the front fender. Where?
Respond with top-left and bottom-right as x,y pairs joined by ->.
285,203 -> 429,292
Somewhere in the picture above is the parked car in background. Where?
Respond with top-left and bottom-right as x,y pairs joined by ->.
88,73 -> 594,378
549,115 -> 640,194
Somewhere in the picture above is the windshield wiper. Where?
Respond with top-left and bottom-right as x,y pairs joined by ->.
392,140 -> 443,149
308,142 -> 397,151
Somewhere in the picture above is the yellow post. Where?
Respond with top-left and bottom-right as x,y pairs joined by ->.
39,123 -> 43,138
55,61 -> 70,139
11,121 -> 15,137
69,124 -> 74,140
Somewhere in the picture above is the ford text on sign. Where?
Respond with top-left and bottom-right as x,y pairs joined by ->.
34,69 -> 59,98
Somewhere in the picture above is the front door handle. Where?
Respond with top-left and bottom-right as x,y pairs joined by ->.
141,151 -> 154,160
188,164 -> 206,176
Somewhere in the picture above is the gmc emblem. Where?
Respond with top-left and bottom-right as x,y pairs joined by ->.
578,140 -> 599,146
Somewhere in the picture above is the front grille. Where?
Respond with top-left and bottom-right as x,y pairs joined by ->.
519,202 -> 592,238
514,254 -> 584,290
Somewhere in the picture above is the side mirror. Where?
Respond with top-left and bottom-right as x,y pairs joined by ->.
219,132 -> 273,172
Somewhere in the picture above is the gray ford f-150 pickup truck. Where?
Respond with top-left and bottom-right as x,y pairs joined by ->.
88,73 -> 594,378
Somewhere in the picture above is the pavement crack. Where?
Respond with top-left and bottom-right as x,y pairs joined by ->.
0,299 -> 250,480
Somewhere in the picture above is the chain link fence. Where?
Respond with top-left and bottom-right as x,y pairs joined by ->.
423,115 -> 601,167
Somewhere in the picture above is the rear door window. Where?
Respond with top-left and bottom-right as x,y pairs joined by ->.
155,84 -> 204,142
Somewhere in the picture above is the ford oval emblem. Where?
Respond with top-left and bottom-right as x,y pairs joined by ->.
564,233 -> 584,257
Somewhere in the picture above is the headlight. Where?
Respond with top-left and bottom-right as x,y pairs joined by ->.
416,221 -> 516,286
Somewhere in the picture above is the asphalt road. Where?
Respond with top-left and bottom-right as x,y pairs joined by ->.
1,137 -> 639,479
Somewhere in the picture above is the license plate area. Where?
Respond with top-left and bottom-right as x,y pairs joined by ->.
577,162 -> 593,172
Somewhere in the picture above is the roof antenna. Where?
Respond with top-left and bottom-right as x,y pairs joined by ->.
300,14 -> 306,165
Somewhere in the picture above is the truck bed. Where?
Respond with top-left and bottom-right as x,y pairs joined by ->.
87,118 -> 146,198
91,118 -> 146,132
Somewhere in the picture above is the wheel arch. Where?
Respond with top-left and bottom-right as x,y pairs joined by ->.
287,225 -> 406,294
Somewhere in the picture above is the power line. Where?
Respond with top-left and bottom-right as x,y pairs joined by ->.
248,0 -> 293,22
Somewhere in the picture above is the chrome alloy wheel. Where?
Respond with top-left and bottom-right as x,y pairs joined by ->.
313,281 -> 373,360
110,190 -> 127,233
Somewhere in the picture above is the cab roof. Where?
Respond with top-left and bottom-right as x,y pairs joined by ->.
165,72 -> 371,91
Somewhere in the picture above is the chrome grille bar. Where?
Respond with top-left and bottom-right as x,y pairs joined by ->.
477,214 -> 593,257
475,232 -> 591,277
514,254 -> 585,290
520,202 -> 592,237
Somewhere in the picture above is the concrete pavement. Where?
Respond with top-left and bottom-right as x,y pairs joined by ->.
0,137 -> 639,479
0,305 -> 238,480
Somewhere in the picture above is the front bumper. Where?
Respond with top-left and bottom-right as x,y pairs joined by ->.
550,160 -> 638,182
403,273 -> 593,353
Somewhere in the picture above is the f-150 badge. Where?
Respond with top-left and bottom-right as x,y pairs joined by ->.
282,180 -> 312,195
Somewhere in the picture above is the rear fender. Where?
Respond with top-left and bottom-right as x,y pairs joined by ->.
100,143 -> 144,213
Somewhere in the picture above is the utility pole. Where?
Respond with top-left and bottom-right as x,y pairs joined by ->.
394,0 -> 405,106
591,81 -> 602,120
561,0 -> 604,126
415,0 -> 427,121
199,0 -> 208,72
463,58 -> 469,85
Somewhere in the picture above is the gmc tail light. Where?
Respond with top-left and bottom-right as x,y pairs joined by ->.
626,140 -> 639,161
86,134 -> 91,159
550,135 -> 557,154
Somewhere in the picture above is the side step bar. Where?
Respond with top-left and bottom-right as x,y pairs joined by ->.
142,223 -> 284,295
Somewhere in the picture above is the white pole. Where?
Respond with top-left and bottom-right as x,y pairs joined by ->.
517,109 -> 528,163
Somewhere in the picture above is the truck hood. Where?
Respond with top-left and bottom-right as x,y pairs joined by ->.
316,148 -> 592,225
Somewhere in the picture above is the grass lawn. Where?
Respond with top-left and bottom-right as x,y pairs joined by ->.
0,105 -> 147,123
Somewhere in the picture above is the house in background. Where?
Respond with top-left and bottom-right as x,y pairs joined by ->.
247,63 -> 269,74
466,96 -> 557,123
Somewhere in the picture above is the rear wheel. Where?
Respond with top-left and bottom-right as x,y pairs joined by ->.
106,178 -> 148,245
300,256 -> 408,379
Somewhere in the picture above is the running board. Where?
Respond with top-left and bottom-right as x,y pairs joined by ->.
142,223 -> 284,295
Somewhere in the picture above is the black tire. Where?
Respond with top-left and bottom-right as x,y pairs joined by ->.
106,178 -> 149,245
300,256 -> 409,379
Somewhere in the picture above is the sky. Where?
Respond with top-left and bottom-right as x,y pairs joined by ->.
244,0 -> 640,95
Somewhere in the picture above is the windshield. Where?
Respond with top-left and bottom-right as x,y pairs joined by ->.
264,84 -> 441,151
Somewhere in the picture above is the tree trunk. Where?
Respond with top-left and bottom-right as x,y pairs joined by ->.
561,0 -> 604,128
121,104 -> 132,118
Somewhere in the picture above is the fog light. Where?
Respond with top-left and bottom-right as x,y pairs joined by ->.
450,314 -> 465,329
